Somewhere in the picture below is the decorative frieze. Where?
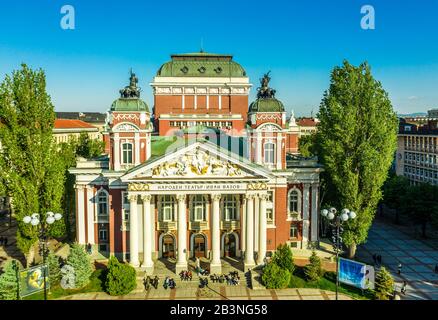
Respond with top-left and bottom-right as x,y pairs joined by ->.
247,182 -> 268,190
256,113 -> 282,121
128,183 -> 150,191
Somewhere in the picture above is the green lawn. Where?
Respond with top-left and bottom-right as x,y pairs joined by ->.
288,266 -> 373,300
23,269 -> 105,300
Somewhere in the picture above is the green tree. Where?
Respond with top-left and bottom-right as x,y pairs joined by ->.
0,64 -> 67,259
66,243 -> 93,288
271,243 -> 295,274
317,61 -> 398,258
0,260 -> 22,300
374,267 -> 394,300
105,256 -> 137,296
382,173 -> 410,224
75,132 -> 105,158
46,251 -> 61,285
304,250 -> 324,282
261,262 -> 291,289
298,133 -> 318,157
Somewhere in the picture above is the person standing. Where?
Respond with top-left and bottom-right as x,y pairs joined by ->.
398,263 -> 402,275
401,281 -> 407,295
0,236 -> 3,246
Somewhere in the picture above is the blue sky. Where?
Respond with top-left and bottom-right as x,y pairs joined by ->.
0,0 -> 437,116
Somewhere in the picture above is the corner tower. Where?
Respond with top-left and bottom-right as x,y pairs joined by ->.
247,72 -> 296,170
104,71 -> 153,171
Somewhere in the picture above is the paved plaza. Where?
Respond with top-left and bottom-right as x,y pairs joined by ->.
356,219 -> 438,300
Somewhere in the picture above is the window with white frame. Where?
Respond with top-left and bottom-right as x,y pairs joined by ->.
288,188 -> 302,215
223,195 -> 238,220
191,195 -> 206,221
97,190 -> 108,219
122,142 -> 133,164
266,208 -> 274,222
99,228 -> 108,241
122,191 -> 129,221
160,195 -> 175,221
290,225 -> 298,238
264,142 -> 275,164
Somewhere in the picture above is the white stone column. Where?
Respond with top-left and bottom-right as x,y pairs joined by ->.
310,184 -> 319,242
302,183 -> 311,249
241,195 -> 246,256
85,186 -> 95,245
134,132 -> 140,166
210,194 -> 222,273
113,133 -> 120,171
142,194 -> 153,274
276,134 -> 282,170
257,193 -> 268,265
129,194 -> 139,267
76,185 -> 86,244
254,195 -> 260,255
244,194 -> 255,269
146,133 -> 151,162
176,194 -> 187,273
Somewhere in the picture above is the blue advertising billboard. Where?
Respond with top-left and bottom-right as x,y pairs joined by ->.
338,258 -> 374,290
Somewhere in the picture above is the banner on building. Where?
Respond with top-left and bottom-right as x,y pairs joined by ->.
19,264 -> 49,297
338,258 -> 374,290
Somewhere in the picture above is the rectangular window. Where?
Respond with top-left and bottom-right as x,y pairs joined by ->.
267,208 -> 273,222
99,229 -> 107,241
264,143 -> 275,164
290,225 -> 298,238
122,143 -> 133,164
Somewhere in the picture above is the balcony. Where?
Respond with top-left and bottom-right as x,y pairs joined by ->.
221,220 -> 240,231
288,212 -> 302,221
156,221 -> 177,232
189,221 -> 209,231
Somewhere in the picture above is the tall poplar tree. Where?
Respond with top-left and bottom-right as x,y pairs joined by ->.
317,61 -> 398,257
0,64 -> 66,260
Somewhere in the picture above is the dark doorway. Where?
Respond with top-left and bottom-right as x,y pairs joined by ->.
224,233 -> 236,258
194,234 -> 206,258
162,235 -> 175,258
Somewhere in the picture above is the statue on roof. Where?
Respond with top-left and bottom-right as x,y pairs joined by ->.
119,69 -> 141,98
257,71 -> 276,99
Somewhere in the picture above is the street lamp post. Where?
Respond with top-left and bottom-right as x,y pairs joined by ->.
23,211 -> 62,300
320,207 -> 356,300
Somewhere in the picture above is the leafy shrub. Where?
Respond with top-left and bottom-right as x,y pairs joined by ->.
271,244 -> 295,274
0,260 -> 22,300
60,264 -> 76,289
105,256 -> 137,296
46,251 -> 61,285
304,250 -> 324,282
261,262 -> 291,289
66,243 -> 93,288
374,267 -> 394,300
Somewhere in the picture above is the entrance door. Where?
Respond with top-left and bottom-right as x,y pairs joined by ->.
194,234 -> 205,258
224,233 -> 236,258
162,235 -> 175,258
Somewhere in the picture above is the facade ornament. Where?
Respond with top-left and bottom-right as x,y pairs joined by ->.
247,182 -> 268,190
245,193 -> 256,200
128,194 -> 138,202
176,194 -> 186,202
289,110 -> 297,126
257,71 -> 276,99
151,149 -> 244,178
259,193 -> 269,200
128,183 -> 150,191
212,194 -> 222,202
141,194 -> 152,202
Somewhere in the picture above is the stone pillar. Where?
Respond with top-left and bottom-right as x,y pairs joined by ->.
257,193 -> 268,265
310,184 -> 319,242
176,194 -> 187,273
302,183 -> 311,249
244,194 -> 255,269
75,185 -> 86,244
241,195 -> 246,256
210,194 -> 222,273
85,186 -> 95,245
113,134 -> 120,171
129,194 -> 139,267
142,194 -> 153,274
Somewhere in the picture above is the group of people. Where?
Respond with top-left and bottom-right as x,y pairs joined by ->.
163,276 -> 176,289
209,271 -> 240,286
179,270 -> 193,281
0,236 -> 8,246
143,275 -> 160,290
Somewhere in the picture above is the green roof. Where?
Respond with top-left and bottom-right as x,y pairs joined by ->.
156,52 -> 247,77
249,97 -> 285,112
110,98 -> 149,112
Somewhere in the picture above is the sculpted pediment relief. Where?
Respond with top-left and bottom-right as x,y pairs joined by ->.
150,149 -> 245,178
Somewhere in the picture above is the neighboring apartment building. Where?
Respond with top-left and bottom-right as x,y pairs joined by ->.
396,117 -> 438,185
297,117 -> 319,137
55,112 -> 107,132
53,119 -> 100,143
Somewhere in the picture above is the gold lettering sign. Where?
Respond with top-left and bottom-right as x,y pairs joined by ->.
247,182 -> 268,190
128,183 -> 150,191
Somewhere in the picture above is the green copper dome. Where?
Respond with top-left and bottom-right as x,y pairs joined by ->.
156,52 -> 247,77
249,97 -> 285,112
110,98 -> 149,112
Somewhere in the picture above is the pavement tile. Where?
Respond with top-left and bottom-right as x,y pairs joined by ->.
277,296 -> 302,300
274,289 -> 299,296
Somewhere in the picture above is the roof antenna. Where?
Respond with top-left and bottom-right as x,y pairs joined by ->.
200,37 -> 204,53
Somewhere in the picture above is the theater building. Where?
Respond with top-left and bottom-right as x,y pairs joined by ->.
69,52 -> 322,274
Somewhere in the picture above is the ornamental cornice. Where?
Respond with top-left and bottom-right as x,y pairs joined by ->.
128,183 -> 150,191
141,194 -> 152,202
247,182 -> 268,190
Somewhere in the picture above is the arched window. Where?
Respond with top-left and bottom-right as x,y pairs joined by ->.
288,188 -> 301,214
264,142 -> 275,164
223,195 -> 238,221
97,190 -> 108,218
191,195 -> 206,221
160,195 -> 175,221
122,143 -> 133,164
